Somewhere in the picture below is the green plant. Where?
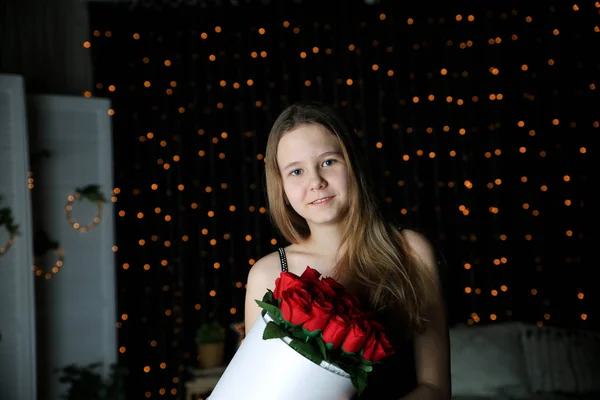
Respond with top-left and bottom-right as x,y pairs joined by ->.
195,320 -> 226,345
0,195 -> 20,237
75,184 -> 107,203
55,362 -> 127,400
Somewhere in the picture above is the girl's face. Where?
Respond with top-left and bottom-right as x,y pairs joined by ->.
276,123 -> 350,228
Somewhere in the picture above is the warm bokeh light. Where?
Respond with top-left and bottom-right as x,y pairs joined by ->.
85,3 -> 593,398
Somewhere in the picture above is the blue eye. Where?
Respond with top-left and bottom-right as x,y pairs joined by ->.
322,159 -> 336,167
290,169 -> 302,176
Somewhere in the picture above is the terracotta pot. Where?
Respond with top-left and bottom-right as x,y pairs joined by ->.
197,342 -> 225,369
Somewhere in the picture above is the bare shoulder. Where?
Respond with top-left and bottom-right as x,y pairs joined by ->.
244,250 -> 284,333
400,228 -> 438,271
246,250 -> 283,291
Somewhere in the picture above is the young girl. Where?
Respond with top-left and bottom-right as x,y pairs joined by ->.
244,101 -> 450,399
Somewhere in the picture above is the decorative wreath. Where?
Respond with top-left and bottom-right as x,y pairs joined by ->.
65,184 -> 107,232
33,230 -> 64,280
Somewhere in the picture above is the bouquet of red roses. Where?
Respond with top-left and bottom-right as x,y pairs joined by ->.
255,266 -> 396,395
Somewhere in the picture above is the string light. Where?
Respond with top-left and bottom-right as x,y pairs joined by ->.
65,192 -> 104,232
0,231 -> 15,257
88,2 -> 594,398
32,248 -> 66,279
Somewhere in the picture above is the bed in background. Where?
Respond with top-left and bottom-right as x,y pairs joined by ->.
449,321 -> 600,400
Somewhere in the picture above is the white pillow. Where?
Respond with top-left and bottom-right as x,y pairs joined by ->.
450,322 -> 532,399
521,325 -> 600,394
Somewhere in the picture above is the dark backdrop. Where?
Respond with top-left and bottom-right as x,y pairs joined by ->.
88,0 -> 596,397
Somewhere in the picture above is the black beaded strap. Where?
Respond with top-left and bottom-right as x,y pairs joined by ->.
278,247 -> 288,272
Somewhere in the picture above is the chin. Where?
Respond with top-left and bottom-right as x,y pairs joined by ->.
307,213 -> 345,226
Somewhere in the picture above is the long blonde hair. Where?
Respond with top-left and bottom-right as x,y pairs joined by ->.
264,101 -> 437,333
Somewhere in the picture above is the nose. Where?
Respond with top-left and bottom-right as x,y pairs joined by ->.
309,173 -> 327,191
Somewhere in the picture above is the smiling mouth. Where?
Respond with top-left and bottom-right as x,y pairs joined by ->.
310,196 -> 334,205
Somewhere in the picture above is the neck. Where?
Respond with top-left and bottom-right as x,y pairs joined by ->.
302,223 -> 343,258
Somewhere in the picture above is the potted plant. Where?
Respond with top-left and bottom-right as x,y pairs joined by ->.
55,362 -> 127,400
195,320 -> 226,369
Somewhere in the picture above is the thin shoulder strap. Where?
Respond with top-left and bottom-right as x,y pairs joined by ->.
277,247 -> 288,272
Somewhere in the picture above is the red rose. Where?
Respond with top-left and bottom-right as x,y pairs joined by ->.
300,266 -> 321,282
280,288 -> 312,325
321,314 -> 351,349
321,276 -> 344,292
308,284 -> 327,302
360,309 -> 373,320
341,319 -> 372,353
363,321 -> 395,361
312,278 -> 337,299
334,294 -> 364,318
302,300 -> 333,333
337,293 -> 361,309
273,271 -> 307,300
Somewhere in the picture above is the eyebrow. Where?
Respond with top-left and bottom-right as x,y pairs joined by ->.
281,151 -> 342,171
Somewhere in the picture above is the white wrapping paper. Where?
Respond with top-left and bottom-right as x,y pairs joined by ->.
207,312 -> 356,400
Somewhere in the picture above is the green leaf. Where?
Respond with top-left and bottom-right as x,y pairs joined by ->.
356,368 -> 369,395
288,338 -> 324,366
338,350 -> 361,366
302,327 -> 323,339
85,193 -> 105,202
54,361 -> 127,400
288,325 -> 309,341
349,366 -> 369,396
33,229 -> 59,257
358,363 -> 373,373
313,336 -> 327,360
0,206 -> 19,236
255,300 -> 280,318
262,289 -> 275,304
195,320 -> 225,344
75,184 -> 107,203
263,321 -> 287,340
